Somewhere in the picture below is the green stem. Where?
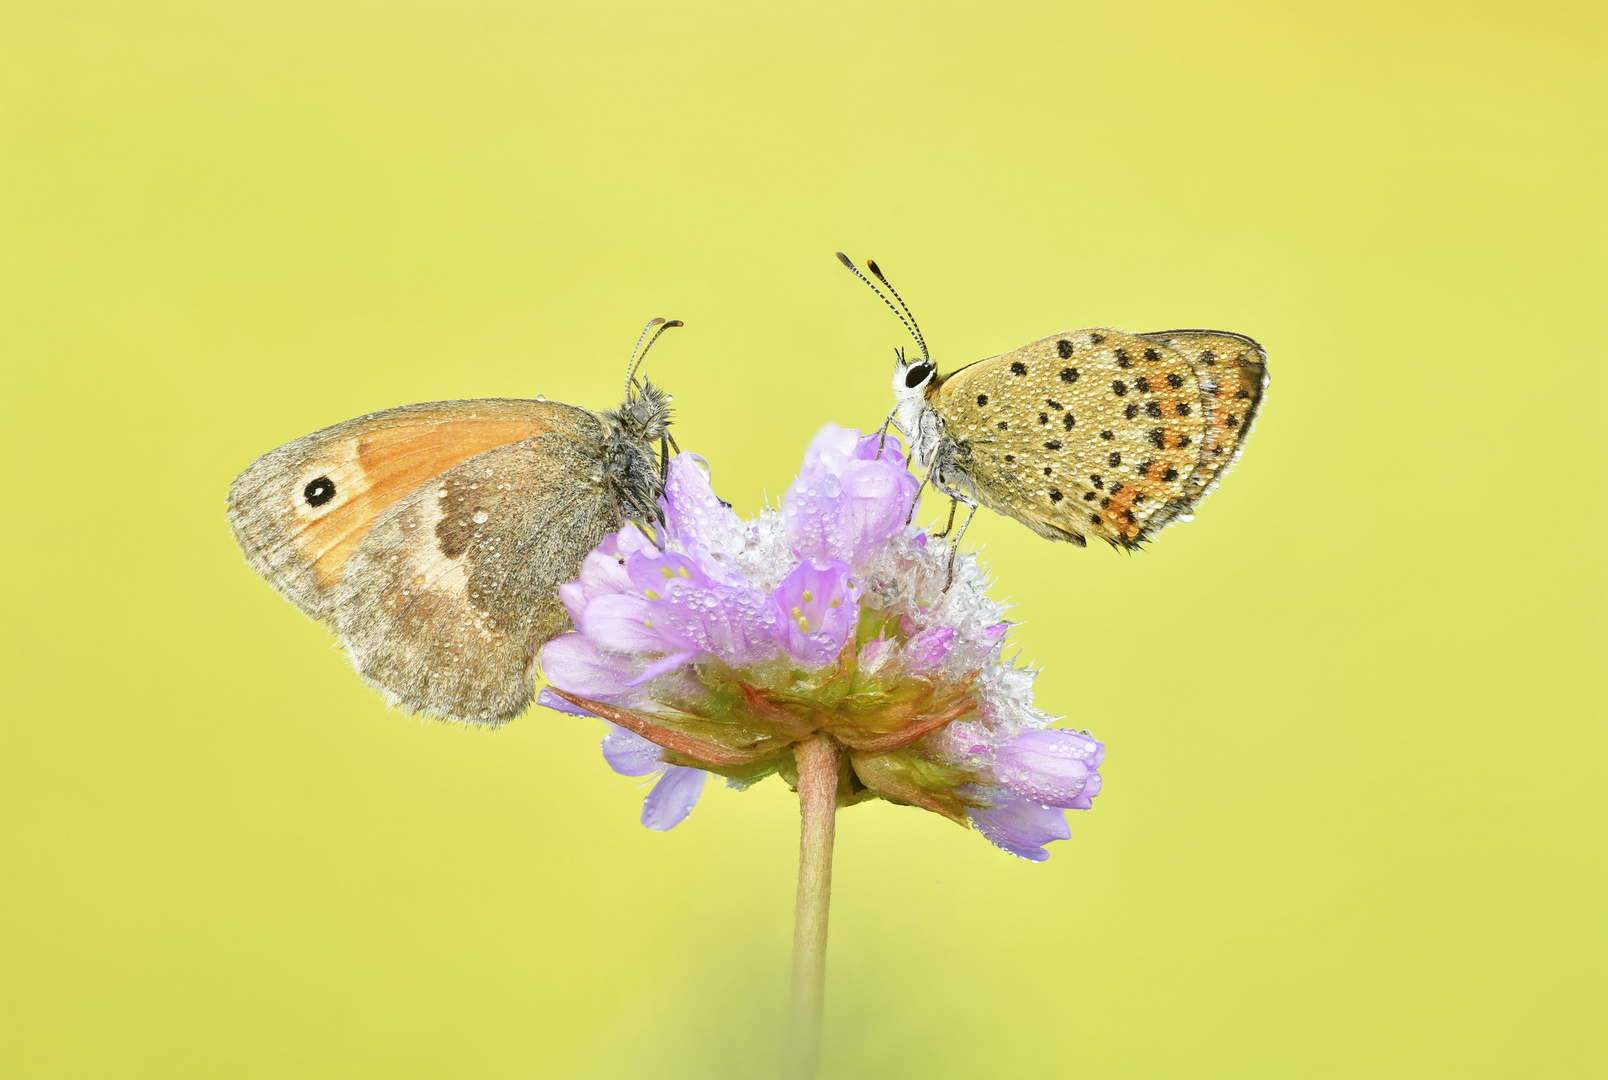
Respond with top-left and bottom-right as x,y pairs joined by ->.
788,733 -> 841,1080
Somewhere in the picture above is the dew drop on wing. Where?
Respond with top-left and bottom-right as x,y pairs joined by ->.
472,509 -> 489,524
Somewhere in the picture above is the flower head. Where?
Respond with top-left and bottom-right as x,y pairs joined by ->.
537,424 -> 1105,860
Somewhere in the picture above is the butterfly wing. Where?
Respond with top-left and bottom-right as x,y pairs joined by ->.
228,398 -> 617,723
931,330 -> 1235,548
333,436 -> 621,723
1133,329 -> 1269,528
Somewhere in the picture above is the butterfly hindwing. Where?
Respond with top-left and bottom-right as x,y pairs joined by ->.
1134,330 -> 1269,522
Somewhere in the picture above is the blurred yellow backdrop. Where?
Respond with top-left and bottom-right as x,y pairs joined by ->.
3,1 -> 1602,1076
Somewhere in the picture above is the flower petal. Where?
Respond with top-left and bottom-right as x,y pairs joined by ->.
641,765 -> 706,831
783,424 -> 920,566
601,723 -> 665,776
536,686 -> 599,716
539,634 -> 638,699
968,791 -> 1072,862
663,452 -> 743,549
625,649 -> 702,687
773,558 -> 861,666
993,729 -> 1106,808
904,625 -> 956,673
654,581 -> 782,667
581,593 -> 692,653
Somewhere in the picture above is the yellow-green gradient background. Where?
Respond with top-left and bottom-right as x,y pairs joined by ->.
3,2 -> 1602,1076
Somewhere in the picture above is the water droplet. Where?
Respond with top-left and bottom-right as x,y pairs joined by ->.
535,394 -> 546,402
472,509 -> 489,524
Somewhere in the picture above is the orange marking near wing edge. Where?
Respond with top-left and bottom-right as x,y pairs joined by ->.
304,419 -> 547,586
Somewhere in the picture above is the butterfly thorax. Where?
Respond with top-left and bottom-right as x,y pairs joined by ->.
600,378 -> 674,525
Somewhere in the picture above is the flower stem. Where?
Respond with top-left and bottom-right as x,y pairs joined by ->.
788,733 -> 841,1079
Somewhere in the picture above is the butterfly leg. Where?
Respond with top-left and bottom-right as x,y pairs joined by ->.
942,504 -> 979,593
933,497 -> 959,539
873,406 -> 898,460
905,470 -> 930,526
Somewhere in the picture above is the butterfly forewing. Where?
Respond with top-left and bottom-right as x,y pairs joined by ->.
228,399 -> 596,620
229,397 -> 617,723
931,330 -> 1210,547
334,434 -> 619,724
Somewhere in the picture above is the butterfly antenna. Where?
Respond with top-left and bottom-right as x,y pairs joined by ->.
624,318 -> 665,397
866,259 -> 929,362
625,318 -> 684,395
836,251 -> 928,363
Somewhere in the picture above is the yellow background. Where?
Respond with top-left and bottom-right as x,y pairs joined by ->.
3,2 -> 1602,1076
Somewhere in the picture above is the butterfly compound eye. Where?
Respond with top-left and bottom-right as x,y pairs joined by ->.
905,363 -> 935,388
303,476 -> 336,507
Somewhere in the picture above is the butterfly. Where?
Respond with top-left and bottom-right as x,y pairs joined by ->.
227,319 -> 683,725
836,254 -> 1268,580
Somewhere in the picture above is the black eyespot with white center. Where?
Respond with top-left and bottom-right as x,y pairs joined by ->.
1167,373 -> 1184,389
976,393 -> 989,406
1134,376 -> 1151,393
304,476 -> 336,507
1012,361 -> 1028,375
1057,339 -> 1074,358
1112,380 -> 1127,396
1108,451 -> 1121,467
1060,367 -> 1079,382
1115,348 -> 1131,368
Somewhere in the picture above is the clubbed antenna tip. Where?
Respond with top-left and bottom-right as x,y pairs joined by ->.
834,250 -> 929,363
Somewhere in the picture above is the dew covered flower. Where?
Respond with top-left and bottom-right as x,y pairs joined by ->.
536,425 -> 1105,860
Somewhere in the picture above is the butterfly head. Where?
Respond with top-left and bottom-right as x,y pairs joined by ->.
835,251 -> 940,460
890,346 -> 942,468
610,378 -> 674,443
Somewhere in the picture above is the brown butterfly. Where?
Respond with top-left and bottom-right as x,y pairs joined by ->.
228,319 -> 683,725
837,254 -> 1268,578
